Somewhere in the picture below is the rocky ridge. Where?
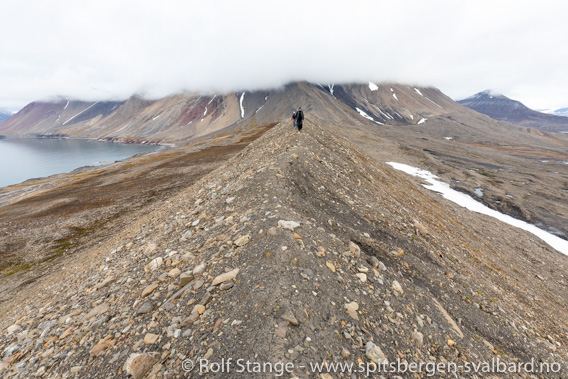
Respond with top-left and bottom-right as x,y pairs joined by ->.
0,120 -> 567,377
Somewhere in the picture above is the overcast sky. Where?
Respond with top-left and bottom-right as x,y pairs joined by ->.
1,0 -> 567,112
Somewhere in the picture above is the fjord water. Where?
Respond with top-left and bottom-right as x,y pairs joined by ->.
0,138 -> 161,188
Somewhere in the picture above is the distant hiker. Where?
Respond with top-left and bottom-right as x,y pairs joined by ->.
292,111 -> 297,127
296,107 -> 304,131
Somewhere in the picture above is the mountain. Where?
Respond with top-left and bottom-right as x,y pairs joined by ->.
1,82 -> 568,377
0,82 -> 473,144
539,107 -> 568,118
0,112 -> 11,123
458,90 -> 568,132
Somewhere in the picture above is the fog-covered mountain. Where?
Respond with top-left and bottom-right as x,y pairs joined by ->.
0,82 -> 550,144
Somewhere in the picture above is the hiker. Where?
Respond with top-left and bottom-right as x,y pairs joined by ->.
292,111 -> 297,127
296,107 -> 304,131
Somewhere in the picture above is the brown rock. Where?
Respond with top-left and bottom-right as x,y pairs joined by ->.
125,353 -> 159,379
347,309 -> 359,320
414,219 -> 429,235
59,327 -> 74,339
326,261 -> 336,272
144,333 -> 159,345
212,268 -> 240,286
167,268 -> 181,278
234,235 -> 251,247
141,282 -> 159,298
179,272 -> 194,287
90,336 -> 114,356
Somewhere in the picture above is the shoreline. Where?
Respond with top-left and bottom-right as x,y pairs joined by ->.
0,134 -> 171,146
0,140 -> 167,193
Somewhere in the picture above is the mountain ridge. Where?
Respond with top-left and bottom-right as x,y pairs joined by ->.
458,90 -> 568,132
0,82 -> 462,144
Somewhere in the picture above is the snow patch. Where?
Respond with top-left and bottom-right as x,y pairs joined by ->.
425,97 -> 443,109
393,93 -> 398,101
62,101 -> 99,125
64,100 -> 69,110
369,104 -> 394,120
387,162 -> 568,256
355,108 -> 384,125
409,114 -> 414,120
414,88 -> 423,96
203,107 -> 207,117
417,118 -> 427,125
239,92 -> 245,118
444,136 -> 453,140
152,115 -> 160,121
207,95 -> 217,105
474,188 -> 484,197
369,82 -> 378,91
356,107 -> 374,121
329,84 -> 335,96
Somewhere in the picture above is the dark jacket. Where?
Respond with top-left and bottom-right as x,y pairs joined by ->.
296,110 -> 304,123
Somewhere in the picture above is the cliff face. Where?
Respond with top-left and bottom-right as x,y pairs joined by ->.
1,120 -> 566,377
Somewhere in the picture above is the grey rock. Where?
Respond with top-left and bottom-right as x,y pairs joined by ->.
6,324 -> 22,335
90,316 -> 109,330
278,220 -> 301,231
365,342 -> 388,365
366,256 -> 379,268
219,281 -> 234,290
412,331 -> 424,348
136,302 -> 154,315
193,263 -> 206,275
193,279 -> 205,290
278,306 -> 299,326
349,241 -> 361,258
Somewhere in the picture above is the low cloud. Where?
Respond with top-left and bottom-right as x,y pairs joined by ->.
1,0 -> 567,111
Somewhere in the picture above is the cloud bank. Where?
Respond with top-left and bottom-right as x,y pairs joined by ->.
1,0 -> 567,111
